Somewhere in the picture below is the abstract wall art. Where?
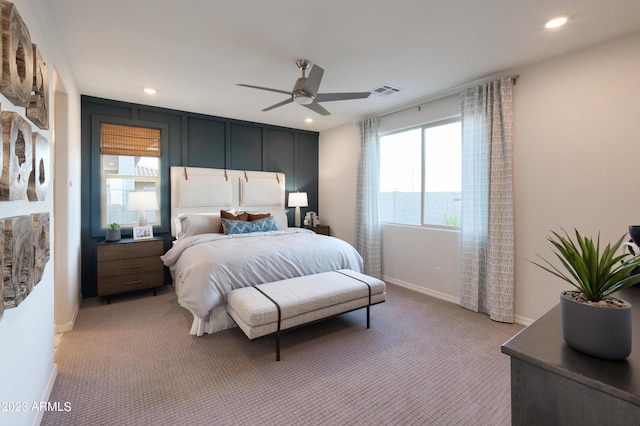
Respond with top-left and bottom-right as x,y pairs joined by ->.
1,212 -> 49,314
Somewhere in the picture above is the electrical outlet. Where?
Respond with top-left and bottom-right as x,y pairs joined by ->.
435,266 -> 442,278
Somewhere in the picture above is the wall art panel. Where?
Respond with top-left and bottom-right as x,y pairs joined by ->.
27,132 -> 48,201
26,43 -> 48,129
0,0 -> 34,107
2,214 -> 33,310
31,212 -> 48,285
0,111 -> 32,200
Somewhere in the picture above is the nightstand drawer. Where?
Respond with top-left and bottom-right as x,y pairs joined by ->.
96,239 -> 163,261
97,256 -> 163,279
97,270 -> 164,296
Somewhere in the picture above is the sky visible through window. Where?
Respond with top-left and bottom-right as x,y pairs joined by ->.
380,122 -> 461,193
380,128 -> 421,193
424,122 -> 461,192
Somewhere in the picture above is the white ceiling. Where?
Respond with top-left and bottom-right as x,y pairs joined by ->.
41,0 -> 640,132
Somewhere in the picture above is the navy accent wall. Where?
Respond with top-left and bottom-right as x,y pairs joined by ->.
81,96 -> 319,298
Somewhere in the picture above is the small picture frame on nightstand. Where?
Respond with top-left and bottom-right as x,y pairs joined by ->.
133,225 -> 153,240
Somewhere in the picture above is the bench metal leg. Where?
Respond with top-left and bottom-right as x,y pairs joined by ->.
276,332 -> 281,361
367,305 -> 370,329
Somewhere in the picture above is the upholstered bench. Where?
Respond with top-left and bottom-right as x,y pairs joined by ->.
226,269 -> 386,360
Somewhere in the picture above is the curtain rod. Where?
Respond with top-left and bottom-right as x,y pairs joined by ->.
373,74 -> 519,120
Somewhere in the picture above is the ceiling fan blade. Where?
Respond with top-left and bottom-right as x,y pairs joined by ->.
237,84 -> 292,96
303,102 -> 331,116
314,92 -> 371,102
262,98 -> 293,112
303,64 -> 324,97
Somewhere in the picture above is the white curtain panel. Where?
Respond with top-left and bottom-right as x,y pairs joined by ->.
355,118 -> 382,279
459,77 -> 515,323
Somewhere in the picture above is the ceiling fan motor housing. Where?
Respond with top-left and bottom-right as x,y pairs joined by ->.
292,77 -> 313,104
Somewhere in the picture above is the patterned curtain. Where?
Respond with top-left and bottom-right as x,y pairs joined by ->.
355,118 -> 382,279
459,78 -> 515,323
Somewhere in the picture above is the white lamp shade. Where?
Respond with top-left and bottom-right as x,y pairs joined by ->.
288,192 -> 308,208
127,191 -> 159,211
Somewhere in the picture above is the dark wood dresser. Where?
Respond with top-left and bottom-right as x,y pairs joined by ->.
502,286 -> 640,425
96,237 -> 164,303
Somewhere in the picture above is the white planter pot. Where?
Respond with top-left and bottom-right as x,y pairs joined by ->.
560,290 -> 632,360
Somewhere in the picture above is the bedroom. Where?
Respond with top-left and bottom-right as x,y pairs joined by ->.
1,0 -> 640,425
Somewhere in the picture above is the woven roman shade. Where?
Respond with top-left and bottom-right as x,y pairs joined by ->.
101,123 -> 161,157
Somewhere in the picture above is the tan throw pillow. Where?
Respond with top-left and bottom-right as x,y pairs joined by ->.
219,210 -> 249,233
247,213 -> 270,221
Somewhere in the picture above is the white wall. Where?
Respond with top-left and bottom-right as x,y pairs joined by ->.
52,76 -> 82,334
320,30 -> 640,325
514,30 -> 640,322
0,1 -> 81,425
318,123 -> 359,245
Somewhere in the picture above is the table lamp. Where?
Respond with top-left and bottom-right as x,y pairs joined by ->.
288,192 -> 308,227
127,192 -> 158,226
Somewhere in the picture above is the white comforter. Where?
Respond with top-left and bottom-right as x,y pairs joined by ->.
161,228 -> 363,321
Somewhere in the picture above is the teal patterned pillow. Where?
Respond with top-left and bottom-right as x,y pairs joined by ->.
221,216 -> 278,235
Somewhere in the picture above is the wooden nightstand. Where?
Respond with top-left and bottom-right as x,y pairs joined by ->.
96,237 -> 164,303
305,225 -> 330,236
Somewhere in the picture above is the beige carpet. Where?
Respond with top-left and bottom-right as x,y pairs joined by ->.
44,283 -> 522,425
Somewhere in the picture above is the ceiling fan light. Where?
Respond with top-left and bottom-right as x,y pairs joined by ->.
294,94 -> 314,105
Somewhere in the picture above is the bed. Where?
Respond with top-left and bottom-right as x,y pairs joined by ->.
161,167 -> 363,335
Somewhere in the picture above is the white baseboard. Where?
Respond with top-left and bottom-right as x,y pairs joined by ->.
54,296 -> 81,334
383,276 -> 461,305
383,275 -> 534,327
33,363 -> 58,426
513,314 -> 534,326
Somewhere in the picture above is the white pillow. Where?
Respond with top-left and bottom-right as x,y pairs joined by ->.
177,213 -> 222,239
271,209 -> 289,230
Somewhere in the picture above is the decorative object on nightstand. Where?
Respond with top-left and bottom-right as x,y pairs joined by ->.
303,211 -> 319,227
105,223 -> 121,242
288,191 -> 308,227
96,237 -> 164,303
127,191 -> 158,226
133,225 -> 153,240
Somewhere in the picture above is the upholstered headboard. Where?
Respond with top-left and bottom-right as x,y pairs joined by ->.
170,166 -> 286,237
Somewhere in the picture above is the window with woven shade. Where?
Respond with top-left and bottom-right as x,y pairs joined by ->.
100,123 -> 161,228
101,123 -> 161,157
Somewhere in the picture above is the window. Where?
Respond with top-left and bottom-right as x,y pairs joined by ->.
100,123 -> 161,228
379,119 -> 461,227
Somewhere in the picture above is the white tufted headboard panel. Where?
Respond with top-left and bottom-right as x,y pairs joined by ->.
170,166 -> 286,236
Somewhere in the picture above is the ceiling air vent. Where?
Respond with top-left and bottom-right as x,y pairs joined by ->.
372,84 -> 401,97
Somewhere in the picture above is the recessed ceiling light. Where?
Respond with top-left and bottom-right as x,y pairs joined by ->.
143,87 -> 157,95
304,118 -> 314,123
545,17 -> 568,29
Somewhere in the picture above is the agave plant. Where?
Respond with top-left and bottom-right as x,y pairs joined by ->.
531,228 -> 640,302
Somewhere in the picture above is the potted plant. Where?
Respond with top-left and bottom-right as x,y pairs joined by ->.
105,223 -> 121,242
532,228 -> 640,360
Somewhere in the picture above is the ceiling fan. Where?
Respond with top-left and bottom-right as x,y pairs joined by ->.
237,59 -> 371,116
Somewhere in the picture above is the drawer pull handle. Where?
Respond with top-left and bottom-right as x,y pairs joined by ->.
123,280 -> 143,286
123,264 -> 143,269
